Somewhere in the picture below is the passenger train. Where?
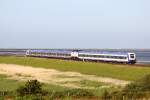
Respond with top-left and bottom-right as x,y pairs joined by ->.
26,49 -> 136,64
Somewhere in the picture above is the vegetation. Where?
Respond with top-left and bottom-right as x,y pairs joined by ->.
0,74 -> 66,92
0,74 -> 114,99
122,74 -> 150,98
16,80 -> 43,96
0,55 -> 150,99
0,80 -> 96,100
102,74 -> 150,99
0,56 -> 150,80
78,80 -> 109,88
0,74 -> 150,99
0,74 -> 24,91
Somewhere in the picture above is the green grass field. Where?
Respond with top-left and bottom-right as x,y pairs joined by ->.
0,74 -> 113,98
0,74 -> 66,92
0,74 -> 24,91
0,56 -> 150,81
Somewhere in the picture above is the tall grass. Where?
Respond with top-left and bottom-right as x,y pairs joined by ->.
0,74 -> 65,92
0,74 -> 24,91
0,56 -> 150,80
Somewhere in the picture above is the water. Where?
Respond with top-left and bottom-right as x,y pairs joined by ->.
135,51 -> 150,64
0,49 -> 150,65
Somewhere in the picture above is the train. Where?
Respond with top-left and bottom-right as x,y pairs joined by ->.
26,49 -> 136,64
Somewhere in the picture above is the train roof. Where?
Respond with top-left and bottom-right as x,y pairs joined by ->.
78,50 -> 132,55
29,49 -> 72,54
28,49 -> 135,55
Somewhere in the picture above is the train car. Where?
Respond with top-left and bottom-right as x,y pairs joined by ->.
26,49 -> 72,59
76,51 -> 136,64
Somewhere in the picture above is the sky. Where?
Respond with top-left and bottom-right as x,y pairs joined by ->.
0,0 -> 150,49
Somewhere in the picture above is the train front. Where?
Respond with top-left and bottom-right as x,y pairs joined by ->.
128,53 -> 136,64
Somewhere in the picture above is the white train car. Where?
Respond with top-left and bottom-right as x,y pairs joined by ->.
75,51 -> 136,64
26,49 -> 72,59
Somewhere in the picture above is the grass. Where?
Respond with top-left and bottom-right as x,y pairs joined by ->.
79,80 -> 109,88
0,74 -> 66,92
0,74 -> 24,91
0,74 -> 114,98
0,56 -> 150,81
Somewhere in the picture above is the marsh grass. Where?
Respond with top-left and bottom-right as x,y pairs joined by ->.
0,56 -> 150,80
79,80 -> 109,88
0,74 -> 118,98
0,74 -> 24,91
0,56 -> 149,100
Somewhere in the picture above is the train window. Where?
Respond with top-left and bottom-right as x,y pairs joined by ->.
111,56 -> 114,58
101,55 -> 104,58
98,55 -> 101,58
106,56 -> 109,58
83,55 -> 86,57
93,55 -> 96,57
86,55 -> 89,57
130,54 -> 134,58
90,55 -> 93,57
112,56 -> 118,59
65,54 -> 67,56
119,56 -> 121,59
106,56 -> 110,58
107,55 -> 126,59
79,54 -> 83,57
123,57 -> 126,59
66,54 -> 70,56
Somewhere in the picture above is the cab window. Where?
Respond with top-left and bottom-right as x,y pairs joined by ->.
130,54 -> 134,58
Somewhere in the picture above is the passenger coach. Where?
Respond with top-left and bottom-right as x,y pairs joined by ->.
26,49 -> 72,59
76,51 -> 136,64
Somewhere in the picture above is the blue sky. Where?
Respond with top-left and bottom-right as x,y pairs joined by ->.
0,0 -> 150,49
